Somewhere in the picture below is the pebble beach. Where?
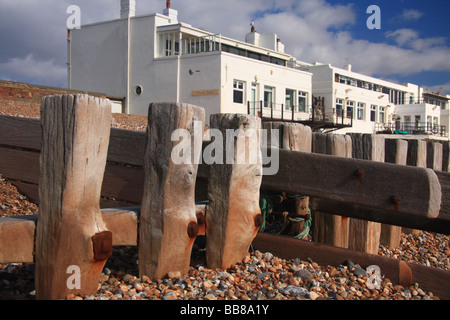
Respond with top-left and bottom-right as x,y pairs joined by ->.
0,100 -> 449,301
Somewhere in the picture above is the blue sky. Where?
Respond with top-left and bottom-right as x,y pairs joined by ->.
0,0 -> 449,95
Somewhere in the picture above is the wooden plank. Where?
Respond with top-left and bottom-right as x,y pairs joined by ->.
0,114 -> 147,166
102,208 -> 139,246
0,115 -> 41,150
312,134 -> 351,249
2,210 -> 448,299
347,134 -> 384,255
404,139 -> 427,235
407,139 -> 427,168
191,89 -> 220,96
101,163 -> 144,204
2,115 -> 450,234
0,205 -> 205,263
261,148 -> 442,223
206,113 -> 263,270
0,149 -> 145,206
381,139 -> 408,249
138,102 -> 205,280
434,170 -> 450,220
252,232 -> 450,300
427,142 -> 443,171
310,199 -> 450,235
0,147 -> 40,184
35,94 -> 112,300
0,216 -> 36,263
107,128 -> 146,166
283,123 -> 312,152
442,141 -> 450,172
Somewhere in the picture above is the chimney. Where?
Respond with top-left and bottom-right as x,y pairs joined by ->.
345,64 -> 352,72
121,0 -> 136,19
163,0 -> 178,23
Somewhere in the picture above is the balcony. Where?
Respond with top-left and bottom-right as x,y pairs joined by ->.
247,100 -> 353,132
375,122 -> 448,137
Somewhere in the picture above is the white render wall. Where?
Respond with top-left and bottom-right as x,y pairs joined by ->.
69,19 -> 129,99
178,53 -> 222,124
395,103 -> 441,125
128,14 -> 175,115
220,52 -> 312,119
310,63 -> 422,134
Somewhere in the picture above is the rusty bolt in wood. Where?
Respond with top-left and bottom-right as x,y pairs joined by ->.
187,221 -> 199,238
354,168 -> 365,179
196,211 -> 206,225
254,214 -> 264,228
92,231 -> 113,261
390,195 -> 401,205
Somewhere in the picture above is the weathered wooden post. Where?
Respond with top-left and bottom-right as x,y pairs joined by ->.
381,139 -> 408,249
312,133 -> 352,248
262,121 -> 312,153
427,141 -> 443,171
347,133 -> 384,254
404,139 -> 427,235
206,114 -> 263,269
35,94 -> 112,300
262,122 -> 312,239
138,103 -> 205,280
442,141 -> 450,172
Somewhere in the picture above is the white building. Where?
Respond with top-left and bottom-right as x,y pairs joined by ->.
68,0 -> 448,139
393,92 -> 449,138
308,63 -> 421,133
68,0 -> 312,124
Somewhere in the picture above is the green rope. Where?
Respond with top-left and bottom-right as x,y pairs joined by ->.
259,193 -> 312,240
278,208 -> 312,240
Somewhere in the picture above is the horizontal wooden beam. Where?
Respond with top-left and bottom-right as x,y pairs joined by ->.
259,148 -> 445,227
252,232 -> 450,300
0,205 -> 203,264
1,115 -> 450,234
3,210 -> 448,300
0,215 -> 36,263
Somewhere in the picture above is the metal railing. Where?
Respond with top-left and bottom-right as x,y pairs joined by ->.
247,101 -> 310,122
247,101 -> 353,127
375,122 -> 448,137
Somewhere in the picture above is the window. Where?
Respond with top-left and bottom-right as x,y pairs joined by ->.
357,103 -> 365,120
159,32 -> 180,57
264,86 -> 274,109
370,105 -> 377,122
336,99 -> 344,117
233,80 -> 245,104
415,115 -> 421,128
135,85 -> 143,96
346,100 -> 355,119
285,89 -> 295,111
298,91 -> 307,112
379,106 -> 386,123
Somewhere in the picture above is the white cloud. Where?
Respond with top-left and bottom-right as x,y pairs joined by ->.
385,28 -> 447,51
0,54 -> 67,86
0,0 -> 448,90
398,9 -> 424,21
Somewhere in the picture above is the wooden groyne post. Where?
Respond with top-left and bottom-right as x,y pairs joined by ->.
206,114 -> 263,269
35,94 -> 112,300
138,103 -> 205,280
